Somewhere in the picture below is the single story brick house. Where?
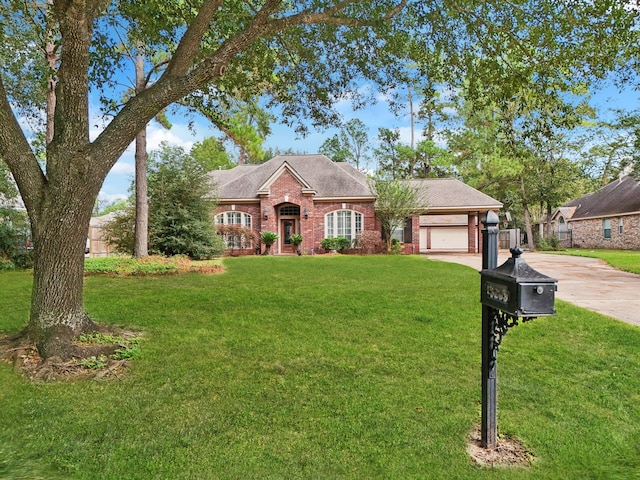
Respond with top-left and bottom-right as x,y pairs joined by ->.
554,175 -> 640,250
208,154 -> 502,255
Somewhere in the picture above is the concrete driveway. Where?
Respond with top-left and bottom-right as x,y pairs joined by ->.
427,251 -> 640,328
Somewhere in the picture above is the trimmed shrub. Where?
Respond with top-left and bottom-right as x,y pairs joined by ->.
355,230 -> 385,255
321,237 -> 351,253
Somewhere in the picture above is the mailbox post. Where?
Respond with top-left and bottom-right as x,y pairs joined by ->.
480,212 -> 557,449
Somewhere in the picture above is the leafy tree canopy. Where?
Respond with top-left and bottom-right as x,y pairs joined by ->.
0,161 -> 18,202
190,136 -> 234,171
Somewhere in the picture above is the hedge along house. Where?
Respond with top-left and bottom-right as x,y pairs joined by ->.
554,175 -> 640,250
208,154 -> 503,255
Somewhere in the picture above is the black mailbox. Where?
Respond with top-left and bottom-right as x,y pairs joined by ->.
481,247 -> 557,318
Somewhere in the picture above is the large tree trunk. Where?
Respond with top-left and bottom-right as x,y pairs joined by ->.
27,188 -> 97,359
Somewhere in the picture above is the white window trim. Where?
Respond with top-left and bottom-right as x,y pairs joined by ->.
325,210 -> 363,241
215,211 -> 252,228
603,218 -> 611,239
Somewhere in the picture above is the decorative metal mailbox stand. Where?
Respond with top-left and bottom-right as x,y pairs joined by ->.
479,211 -> 557,449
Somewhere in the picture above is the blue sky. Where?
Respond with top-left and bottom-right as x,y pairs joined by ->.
97,80 -> 639,203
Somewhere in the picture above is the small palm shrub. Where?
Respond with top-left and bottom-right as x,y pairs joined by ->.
289,234 -> 303,255
260,231 -> 279,255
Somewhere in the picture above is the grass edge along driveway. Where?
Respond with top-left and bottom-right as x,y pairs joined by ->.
1,255 -> 639,479
552,248 -> 640,275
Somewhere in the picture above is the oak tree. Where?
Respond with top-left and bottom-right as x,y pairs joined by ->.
0,0 -> 414,358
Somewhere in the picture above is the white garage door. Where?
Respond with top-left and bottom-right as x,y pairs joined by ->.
422,226 -> 468,251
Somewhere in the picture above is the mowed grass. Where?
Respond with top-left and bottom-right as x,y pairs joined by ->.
1,255 -> 639,479
555,248 -> 640,275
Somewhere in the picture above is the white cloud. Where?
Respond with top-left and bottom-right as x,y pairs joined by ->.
98,191 -> 128,203
146,123 -> 197,152
110,159 -> 135,175
397,126 -> 425,146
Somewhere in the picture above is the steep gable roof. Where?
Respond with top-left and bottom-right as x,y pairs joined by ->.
565,176 -> 640,220
208,154 -> 374,200
551,206 -> 576,222
407,178 -> 503,211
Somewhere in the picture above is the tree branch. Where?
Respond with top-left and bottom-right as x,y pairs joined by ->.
0,77 -> 47,215
93,0 -> 409,179
187,0 -> 408,88
86,0 -> 110,20
268,0 -> 408,30
165,0 -> 225,77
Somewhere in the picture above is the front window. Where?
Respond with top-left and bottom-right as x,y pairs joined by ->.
391,223 -> 404,243
558,217 -> 567,240
215,211 -> 253,249
619,218 -> 623,234
603,218 -> 611,239
215,211 -> 252,228
325,210 -> 362,241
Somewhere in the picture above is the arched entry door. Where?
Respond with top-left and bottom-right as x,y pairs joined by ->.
278,204 -> 300,254
280,219 -> 296,254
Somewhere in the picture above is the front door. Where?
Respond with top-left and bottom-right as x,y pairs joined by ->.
280,219 -> 296,254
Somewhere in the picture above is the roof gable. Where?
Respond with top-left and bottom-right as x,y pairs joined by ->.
256,161 -> 315,196
208,156 -> 502,211
208,154 -> 374,199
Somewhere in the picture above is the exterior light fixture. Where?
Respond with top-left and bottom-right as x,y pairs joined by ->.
304,208 -> 309,219
263,207 -> 269,220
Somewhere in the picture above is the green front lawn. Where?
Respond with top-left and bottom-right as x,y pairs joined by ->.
555,248 -> 640,275
1,256 -> 639,479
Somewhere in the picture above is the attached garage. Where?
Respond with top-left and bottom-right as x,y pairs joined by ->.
423,226 -> 469,251
410,180 -> 503,253
419,214 -> 472,252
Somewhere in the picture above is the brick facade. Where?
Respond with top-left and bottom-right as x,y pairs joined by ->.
215,168 -> 378,255
569,213 -> 640,250
211,156 -> 501,256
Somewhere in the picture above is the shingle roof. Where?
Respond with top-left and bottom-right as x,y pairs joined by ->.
565,175 -> 640,219
407,178 -> 503,211
208,155 -> 502,211
208,154 -> 373,199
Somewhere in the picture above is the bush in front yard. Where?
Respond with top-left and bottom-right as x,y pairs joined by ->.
321,237 -> 351,253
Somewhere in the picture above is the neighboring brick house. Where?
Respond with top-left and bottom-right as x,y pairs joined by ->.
555,175 -> 640,250
209,154 -> 502,255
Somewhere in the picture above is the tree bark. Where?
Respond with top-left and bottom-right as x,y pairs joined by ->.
134,48 -> 149,258
27,179 -> 98,359
45,0 -> 57,145
134,128 -> 149,258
